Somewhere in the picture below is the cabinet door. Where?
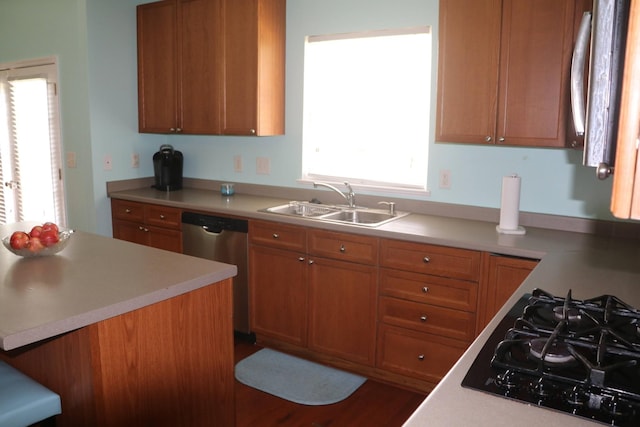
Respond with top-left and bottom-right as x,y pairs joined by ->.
496,0 -> 575,147
146,226 -> 182,253
476,253 -> 538,333
436,0 -> 501,144
112,219 -> 147,246
307,256 -> 377,366
179,0 -> 223,134
137,0 -> 178,133
249,245 -> 308,346
222,0 -> 285,136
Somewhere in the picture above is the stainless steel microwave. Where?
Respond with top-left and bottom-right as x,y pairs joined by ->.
571,0 -> 631,179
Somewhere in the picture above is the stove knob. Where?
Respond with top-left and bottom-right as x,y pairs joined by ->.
602,394 -> 633,422
531,378 -> 553,399
564,386 -> 588,408
494,370 -> 518,392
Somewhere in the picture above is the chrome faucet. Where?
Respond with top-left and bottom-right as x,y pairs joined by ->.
313,181 -> 356,208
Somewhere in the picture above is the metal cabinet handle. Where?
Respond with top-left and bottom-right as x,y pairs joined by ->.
298,257 -> 305,262
308,259 -> 314,265
159,214 -> 165,219
420,315 -> 427,322
484,136 -> 492,142
272,233 -> 279,239
418,354 -> 425,361
422,286 -> 429,293
250,129 -> 256,135
340,244 -> 346,252
423,256 -> 430,263
125,208 -> 131,213
498,137 -> 505,143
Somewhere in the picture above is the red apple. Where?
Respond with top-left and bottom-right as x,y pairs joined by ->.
40,229 -> 60,247
42,222 -> 59,234
9,231 -> 30,250
29,225 -> 43,238
27,236 -> 45,253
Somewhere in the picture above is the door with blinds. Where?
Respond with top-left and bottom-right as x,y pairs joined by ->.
0,58 -> 66,226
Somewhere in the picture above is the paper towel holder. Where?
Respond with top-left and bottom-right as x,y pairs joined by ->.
496,224 -> 526,235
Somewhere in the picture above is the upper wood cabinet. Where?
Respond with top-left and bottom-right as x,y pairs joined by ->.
436,0 -> 576,147
136,0 -> 285,136
611,0 -> 640,219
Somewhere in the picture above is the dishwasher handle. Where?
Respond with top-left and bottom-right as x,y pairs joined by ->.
182,212 -> 248,234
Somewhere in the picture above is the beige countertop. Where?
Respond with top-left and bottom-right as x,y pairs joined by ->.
0,222 -> 236,351
109,184 -> 640,427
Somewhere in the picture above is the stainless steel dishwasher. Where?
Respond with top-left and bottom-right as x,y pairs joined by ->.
182,212 -> 249,334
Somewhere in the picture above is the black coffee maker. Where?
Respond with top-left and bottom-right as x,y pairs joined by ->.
153,144 -> 183,191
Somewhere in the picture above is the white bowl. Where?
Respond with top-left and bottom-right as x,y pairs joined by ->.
2,229 -> 74,258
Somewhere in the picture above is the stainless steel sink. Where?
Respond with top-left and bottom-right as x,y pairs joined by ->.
261,201 -> 408,227
264,202 -> 341,217
320,209 -> 398,225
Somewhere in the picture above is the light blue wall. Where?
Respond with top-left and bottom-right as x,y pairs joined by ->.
0,0 -> 620,237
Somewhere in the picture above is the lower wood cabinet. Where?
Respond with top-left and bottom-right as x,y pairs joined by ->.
377,238 -> 480,388
476,253 -> 539,334
248,222 -> 540,393
249,244 -> 308,346
307,247 -> 377,366
249,221 -> 378,366
377,324 -> 468,384
111,199 -> 182,253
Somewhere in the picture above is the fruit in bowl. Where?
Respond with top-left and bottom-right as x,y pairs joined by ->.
3,222 -> 73,257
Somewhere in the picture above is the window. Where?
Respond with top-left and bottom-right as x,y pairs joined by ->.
302,27 -> 432,193
0,58 -> 66,226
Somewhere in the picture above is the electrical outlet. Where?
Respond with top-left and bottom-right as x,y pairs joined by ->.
103,155 -> 112,171
256,157 -> 270,175
234,155 -> 243,173
439,169 -> 451,189
66,151 -> 77,168
131,153 -> 140,168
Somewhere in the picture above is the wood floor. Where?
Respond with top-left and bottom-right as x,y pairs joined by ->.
234,336 -> 427,427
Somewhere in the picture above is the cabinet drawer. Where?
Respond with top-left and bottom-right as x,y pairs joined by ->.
377,324 -> 468,384
145,204 -> 181,229
111,199 -> 145,222
380,239 -> 480,281
308,229 -> 378,264
379,268 -> 477,312
379,296 -> 475,342
249,220 -> 306,251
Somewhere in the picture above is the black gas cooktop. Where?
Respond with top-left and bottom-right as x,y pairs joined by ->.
462,289 -> 640,426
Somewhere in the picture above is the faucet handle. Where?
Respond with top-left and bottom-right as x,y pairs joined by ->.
378,201 -> 396,215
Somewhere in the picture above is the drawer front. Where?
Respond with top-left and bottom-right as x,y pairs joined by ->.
379,268 -> 477,312
111,199 -> 145,223
308,229 -> 378,264
379,296 -> 475,342
145,204 -> 182,229
376,324 -> 468,384
380,239 -> 480,281
249,220 -> 306,251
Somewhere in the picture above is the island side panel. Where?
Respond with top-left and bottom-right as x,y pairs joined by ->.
0,328 -> 98,426
91,279 -> 235,427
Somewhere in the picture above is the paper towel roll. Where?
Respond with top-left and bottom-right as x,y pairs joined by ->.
497,175 -> 525,235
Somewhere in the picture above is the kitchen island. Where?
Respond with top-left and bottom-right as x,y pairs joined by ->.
0,223 -> 237,427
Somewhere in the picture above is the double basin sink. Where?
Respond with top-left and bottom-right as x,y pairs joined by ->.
262,201 -> 409,227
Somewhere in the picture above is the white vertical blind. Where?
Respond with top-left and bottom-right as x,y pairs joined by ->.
0,59 -> 66,226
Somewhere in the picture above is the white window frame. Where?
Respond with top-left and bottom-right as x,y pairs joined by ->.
301,27 -> 432,195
